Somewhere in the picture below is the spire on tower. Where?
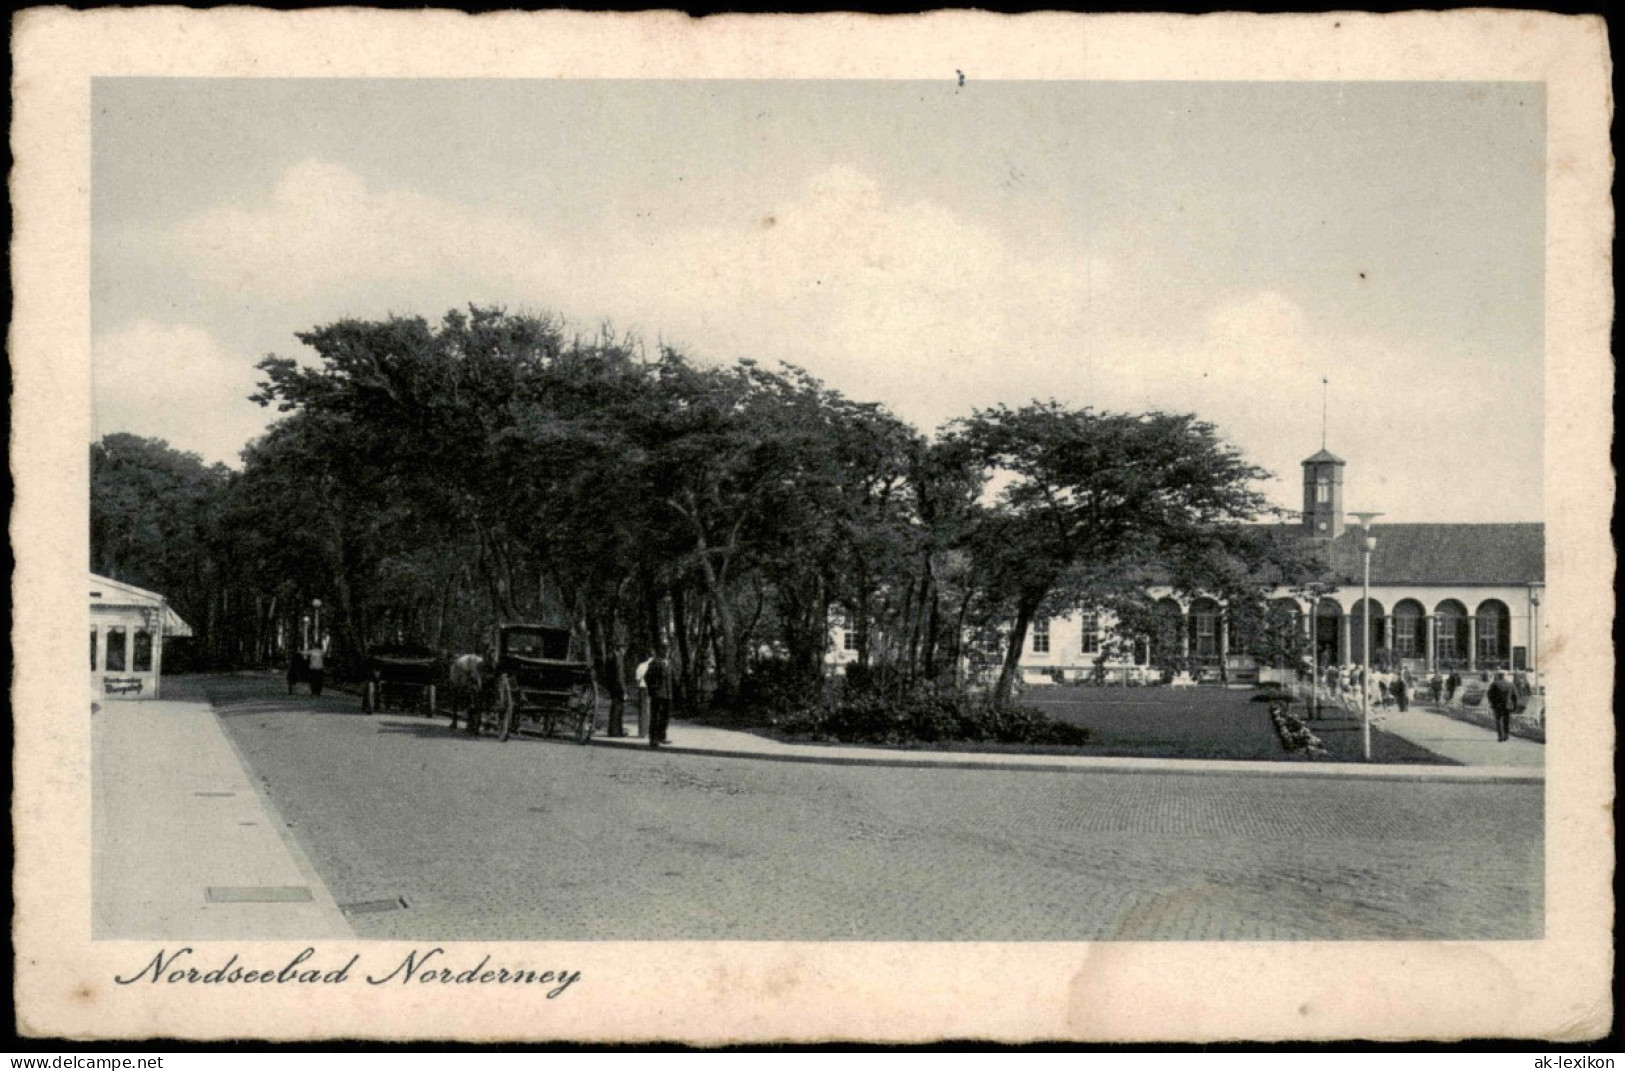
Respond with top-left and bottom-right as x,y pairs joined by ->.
1321,376 -> 1329,450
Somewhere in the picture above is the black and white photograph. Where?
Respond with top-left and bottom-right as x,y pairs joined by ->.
12,9 -> 1613,1045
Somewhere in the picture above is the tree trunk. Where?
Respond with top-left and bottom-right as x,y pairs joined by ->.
433,570 -> 455,649
949,588 -> 974,687
688,525 -> 741,704
591,612 -> 628,735
993,597 -> 1039,708
921,557 -> 942,682
670,584 -> 694,708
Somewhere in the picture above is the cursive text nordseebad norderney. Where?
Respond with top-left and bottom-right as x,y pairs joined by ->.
114,947 -> 582,998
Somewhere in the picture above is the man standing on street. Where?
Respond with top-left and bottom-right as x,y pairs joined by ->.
306,642 -> 325,696
1487,670 -> 1518,742
645,648 -> 673,748
1391,673 -> 1409,712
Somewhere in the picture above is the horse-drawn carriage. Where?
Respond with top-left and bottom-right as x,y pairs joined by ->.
360,642 -> 441,715
452,623 -> 600,743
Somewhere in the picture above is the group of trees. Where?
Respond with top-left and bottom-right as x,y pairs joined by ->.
91,307 -> 1328,713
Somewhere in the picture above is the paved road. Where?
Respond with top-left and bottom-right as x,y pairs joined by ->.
213,683 -> 1542,942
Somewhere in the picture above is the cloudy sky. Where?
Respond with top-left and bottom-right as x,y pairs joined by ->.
92,79 -> 1544,522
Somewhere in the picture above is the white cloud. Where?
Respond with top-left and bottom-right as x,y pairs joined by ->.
93,320 -> 270,465
601,165 -> 1106,429
171,159 -> 556,301
164,160 -> 1108,431
151,162 -> 1539,518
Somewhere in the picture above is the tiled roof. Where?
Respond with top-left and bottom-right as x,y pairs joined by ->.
1322,523 -> 1544,586
1301,449 -> 1345,465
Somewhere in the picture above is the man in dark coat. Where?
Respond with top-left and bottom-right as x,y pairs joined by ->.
1446,670 -> 1462,704
1486,671 -> 1518,742
1391,674 -> 1409,712
645,649 -> 674,748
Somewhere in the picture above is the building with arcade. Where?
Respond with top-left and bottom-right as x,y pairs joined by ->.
1013,447 -> 1544,685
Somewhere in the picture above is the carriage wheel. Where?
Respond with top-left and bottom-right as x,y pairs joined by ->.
423,684 -> 437,717
497,676 -> 515,742
362,681 -> 376,715
570,682 -> 599,744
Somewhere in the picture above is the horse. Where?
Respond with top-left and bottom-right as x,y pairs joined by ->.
448,653 -> 486,735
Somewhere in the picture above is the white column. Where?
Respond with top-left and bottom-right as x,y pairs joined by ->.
1530,600 -> 1540,674
153,603 -> 165,700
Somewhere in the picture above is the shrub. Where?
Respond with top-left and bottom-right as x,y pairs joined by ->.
774,678 -> 1090,748
729,656 -> 821,725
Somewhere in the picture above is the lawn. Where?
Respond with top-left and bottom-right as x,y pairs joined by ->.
1021,684 -> 1454,765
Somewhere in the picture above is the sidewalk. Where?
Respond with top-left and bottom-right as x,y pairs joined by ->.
1367,704 -> 1545,768
591,718 -> 1542,782
93,700 -> 353,939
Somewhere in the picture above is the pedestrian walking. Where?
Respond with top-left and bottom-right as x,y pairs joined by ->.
307,635 -> 328,696
1429,673 -> 1443,704
1391,674 -> 1409,712
1487,671 -> 1518,742
645,648 -> 673,748
1446,670 -> 1462,705
1513,671 -> 1532,701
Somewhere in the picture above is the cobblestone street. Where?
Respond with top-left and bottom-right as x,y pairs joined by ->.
214,686 -> 1542,942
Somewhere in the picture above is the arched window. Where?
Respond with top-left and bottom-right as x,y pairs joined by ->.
1151,598 -> 1186,667
1392,600 -> 1426,658
1349,598 -> 1386,663
1435,600 -> 1469,668
1314,598 -> 1343,665
1476,600 -> 1511,668
1262,597 -> 1304,667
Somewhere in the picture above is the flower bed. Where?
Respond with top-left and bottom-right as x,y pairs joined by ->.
1264,697 -> 1328,759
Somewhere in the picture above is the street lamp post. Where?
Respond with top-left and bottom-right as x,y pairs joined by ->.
1349,512 -> 1384,761
1307,598 -> 1319,721
1529,582 -> 1543,696
1303,586 -> 1328,721
301,614 -> 311,651
312,599 -> 323,649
